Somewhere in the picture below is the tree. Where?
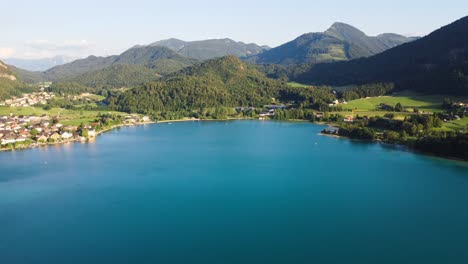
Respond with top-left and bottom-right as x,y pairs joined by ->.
30,129 -> 39,137
81,129 -> 89,138
395,103 -> 403,112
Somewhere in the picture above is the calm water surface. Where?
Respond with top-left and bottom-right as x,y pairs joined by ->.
1,121 -> 467,264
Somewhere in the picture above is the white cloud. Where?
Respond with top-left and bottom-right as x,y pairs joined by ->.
0,48 -> 16,59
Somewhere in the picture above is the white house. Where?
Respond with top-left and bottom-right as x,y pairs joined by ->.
61,132 -> 73,139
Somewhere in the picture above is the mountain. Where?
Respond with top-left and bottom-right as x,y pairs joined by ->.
150,38 -> 269,60
4,55 -> 76,71
113,46 -> 196,66
0,60 -> 31,100
295,16 -> 468,95
246,23 -> 416,65
106,56 -> 285,114
0,60 -> 17,81
70,64 -> 160,89
43,55 -> 118,81
324,22 -> 418,55
12,46 -> 197,87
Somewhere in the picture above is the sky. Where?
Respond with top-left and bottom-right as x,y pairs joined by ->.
2,0 -> 468,59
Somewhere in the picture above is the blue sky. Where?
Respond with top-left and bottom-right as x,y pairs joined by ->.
2,0 -> 467,59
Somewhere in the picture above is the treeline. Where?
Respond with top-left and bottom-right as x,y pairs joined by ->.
411,133 -> 468,160
341,83 -> 394,101
322,113 -> 468,160
47,82 -> 95,95
279,86 -> 336,109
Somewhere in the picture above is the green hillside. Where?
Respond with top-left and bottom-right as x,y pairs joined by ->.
0,61 -> 37,100
106,56 -> 286,114
297,16 -> 468,95
246,23 -> 415,65
71,64 -> 161,89
44,55 -> 118,81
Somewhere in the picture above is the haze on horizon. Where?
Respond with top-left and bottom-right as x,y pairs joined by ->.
2,0 -> 467,60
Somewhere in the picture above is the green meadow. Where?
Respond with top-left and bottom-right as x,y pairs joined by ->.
0,106 -> 126,126
344,91 -> 448,113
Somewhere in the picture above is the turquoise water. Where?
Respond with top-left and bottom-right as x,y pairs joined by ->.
1,121 -> 468,264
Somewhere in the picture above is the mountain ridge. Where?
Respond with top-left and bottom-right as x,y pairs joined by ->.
296,16 -> 468,95
149,38 -> 270,60
246,22 -> 416,65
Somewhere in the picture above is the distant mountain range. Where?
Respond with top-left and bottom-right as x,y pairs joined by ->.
148,38 -> 270,60
245,23 -> 417,65
295,16 -> 468,95
9,38 -> 270,87
11,46 -> 198,87
4,56 -> 77,71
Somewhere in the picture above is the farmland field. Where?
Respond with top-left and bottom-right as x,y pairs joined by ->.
344,91 -> 449,113
0,106 -> 126,125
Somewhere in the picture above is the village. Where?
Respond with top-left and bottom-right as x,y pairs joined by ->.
0,112 -> 152,150
0,91 -> 55,107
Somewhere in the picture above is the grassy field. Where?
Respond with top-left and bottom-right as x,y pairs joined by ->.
287,82 -> 311,88
445,117 -> 468,130
0,106 -> 126,125
344,91 -> 449,113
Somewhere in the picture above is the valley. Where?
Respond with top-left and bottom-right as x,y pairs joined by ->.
1,16 -> 468,160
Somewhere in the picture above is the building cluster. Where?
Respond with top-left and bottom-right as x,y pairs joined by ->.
259,105 -> 287,118
0,114 -> 90,146
454,102 -> 468,109
329,99 -> 347,107
1,92 -> 55,107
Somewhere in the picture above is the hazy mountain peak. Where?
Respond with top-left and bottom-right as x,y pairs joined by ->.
149,38 -> 268,60
4,55 -> 77,71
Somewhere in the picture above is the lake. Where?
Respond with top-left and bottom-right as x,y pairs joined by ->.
1,121 -> 467,264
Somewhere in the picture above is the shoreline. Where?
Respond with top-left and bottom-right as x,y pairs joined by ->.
1,118 -> 466,163
319,131 -> 468,163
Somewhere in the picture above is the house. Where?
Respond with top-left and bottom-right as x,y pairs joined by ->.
344,115 -> 354,122
142,116 -> 151,122
18,129 -> 31,138
329,100 -> 340,106
50,125 -> 60,132
37,134 -> 49,142
264,104 -> 286,110
259,109 -> 275,118
49,133 -> 61,141
315,112 -> 324,118
1,133 -> 17,145
87,129 -> 96,137
61,132 -> 73,139
15,137 -> 26,143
